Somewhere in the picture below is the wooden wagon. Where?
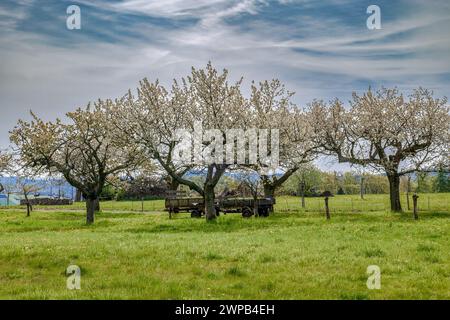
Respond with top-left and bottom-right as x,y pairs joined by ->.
218,197 -> 275,217
165,197 -> 205,217
165,196 -> 275,218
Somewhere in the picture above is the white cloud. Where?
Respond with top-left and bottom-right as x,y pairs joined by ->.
0,0 -> 34,29
79,0 -> 265,24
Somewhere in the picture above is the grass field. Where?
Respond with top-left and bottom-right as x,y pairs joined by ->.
0,194 -> 449,299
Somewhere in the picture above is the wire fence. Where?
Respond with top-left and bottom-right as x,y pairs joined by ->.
2,194 -> 449,214
274,194 -> 450,214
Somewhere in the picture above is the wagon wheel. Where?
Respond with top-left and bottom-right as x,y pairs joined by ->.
191,209 -> 202,218
173,207 -> 180,214
242,206 -> 253,218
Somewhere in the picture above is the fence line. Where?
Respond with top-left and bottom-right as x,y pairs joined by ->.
2,194 -> 449,214
273,195 -> 449,214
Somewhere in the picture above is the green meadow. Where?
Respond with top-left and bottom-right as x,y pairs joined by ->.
0,194 -> 449,299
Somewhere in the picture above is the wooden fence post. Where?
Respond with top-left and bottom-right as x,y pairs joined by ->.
412,194 -> 419,220
324,196 -> 330,220
406,175 -> 411,211
406,193 -> 410,211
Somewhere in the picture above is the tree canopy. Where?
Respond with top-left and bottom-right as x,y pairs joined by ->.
308,87 -> 449,211
10,102 -> 143,223
0,151 -> 12,193
8,64 -> 450,222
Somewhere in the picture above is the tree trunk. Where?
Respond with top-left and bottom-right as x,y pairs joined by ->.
204,184 -> 216,221
387,173 -> 402,212
168,179 -> 180,191
86,197 -> 98,224
75,189 -> 82,202
263,183 -> 275,199
252,193 -> 259,216
94,198 -> 100,212
263,184 -> 275,213
24,193 -> 31,217
261,168 -> 297,200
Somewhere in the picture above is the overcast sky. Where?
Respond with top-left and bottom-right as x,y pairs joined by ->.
0,0 -> 449,170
